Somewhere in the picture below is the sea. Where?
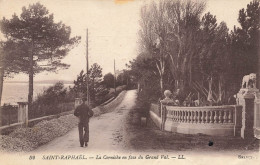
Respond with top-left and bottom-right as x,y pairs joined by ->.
1,82 -> 73,106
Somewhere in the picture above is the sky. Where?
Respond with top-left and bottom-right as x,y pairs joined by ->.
0,0 -> 251,82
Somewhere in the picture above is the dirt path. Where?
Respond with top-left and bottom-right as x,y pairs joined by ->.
34,90 -> 137,153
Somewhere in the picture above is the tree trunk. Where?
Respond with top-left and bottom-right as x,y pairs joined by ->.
160,76 -> 164,97
28,50 -> 34,115
0,68 -> 4,107
207,76 -> 213,105
218,75 -> 223,104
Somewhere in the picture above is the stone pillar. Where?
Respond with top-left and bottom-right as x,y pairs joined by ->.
17,102 -> 28,127
237,88 -> 258,139
233,105 -> 242,137
254,92 -> 260,139
75,98 -> 83,108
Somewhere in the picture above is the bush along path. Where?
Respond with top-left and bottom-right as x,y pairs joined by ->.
0,90 -> 128,152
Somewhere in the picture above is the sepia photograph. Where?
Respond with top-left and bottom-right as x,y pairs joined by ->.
0,0 -> 259,164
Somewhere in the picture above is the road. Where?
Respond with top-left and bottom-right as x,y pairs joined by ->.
34,90 -> 137,153
33,89 -> 259,156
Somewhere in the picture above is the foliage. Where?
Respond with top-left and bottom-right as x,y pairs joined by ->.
138,1 -> 173,96
73,70 -> 87,97
103,73 -> 115,88
229,0 -> 260,90
199,12 -> 231,103
31,82 -> 74,118
127,52 -> 162,102
89,63 -> 103,101
0,2 -> 81,110
0,3 -> 80,73
130,0 -> 259,106
72,63 -> 108,105
0,104 -> 18,126
36,82 -> 67,105
117,72 -> 126,86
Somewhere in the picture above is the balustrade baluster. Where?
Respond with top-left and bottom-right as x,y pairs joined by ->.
186,111 -> 189,122
205,111 -> 209,123
228,110 -> 232,123
187,111 -> 190,123
191,111 -> 194,123
183,111 -> 186,122
214,111 -> 218,123
180,111 -> 182,122
223,110 -> 227,123
210,111 -> 213,123
185,111 -> 189,123
182,111 -> 184,122
179,111 -> 182,122
198,111 -> 201,123
193,111 -> 197,123
182,111 -> 185,122
218,111 -> 223,123
201,111 -> 205,123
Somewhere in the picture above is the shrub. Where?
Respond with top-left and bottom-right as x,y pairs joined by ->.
0,105 -> 18,126
30,82 -> 74,119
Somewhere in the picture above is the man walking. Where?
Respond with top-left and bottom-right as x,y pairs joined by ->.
74,98 -> 93,147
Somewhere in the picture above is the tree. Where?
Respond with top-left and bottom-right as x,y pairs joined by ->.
117,69 -> 131,86
89,63 -> 103,102
127,52 -> 162,101
199,13 -> 230,103
73,70 -> 87,97
103,73 -> 115,88
229,0 -> 259,90
0,3 -> 80,111
164,0 -> 205,95
139,1 -> 169,96
73,63 -> 103,104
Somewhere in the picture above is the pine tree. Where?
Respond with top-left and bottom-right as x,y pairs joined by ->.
0,3 -> 80,110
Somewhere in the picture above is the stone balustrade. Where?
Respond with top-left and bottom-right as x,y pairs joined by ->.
162,105 -> 242,136
166,106 -> 235,124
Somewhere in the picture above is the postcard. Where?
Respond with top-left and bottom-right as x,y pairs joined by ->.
0,0 -> 259,164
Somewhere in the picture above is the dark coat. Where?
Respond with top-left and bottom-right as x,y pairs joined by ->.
74,103 -> 92,124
